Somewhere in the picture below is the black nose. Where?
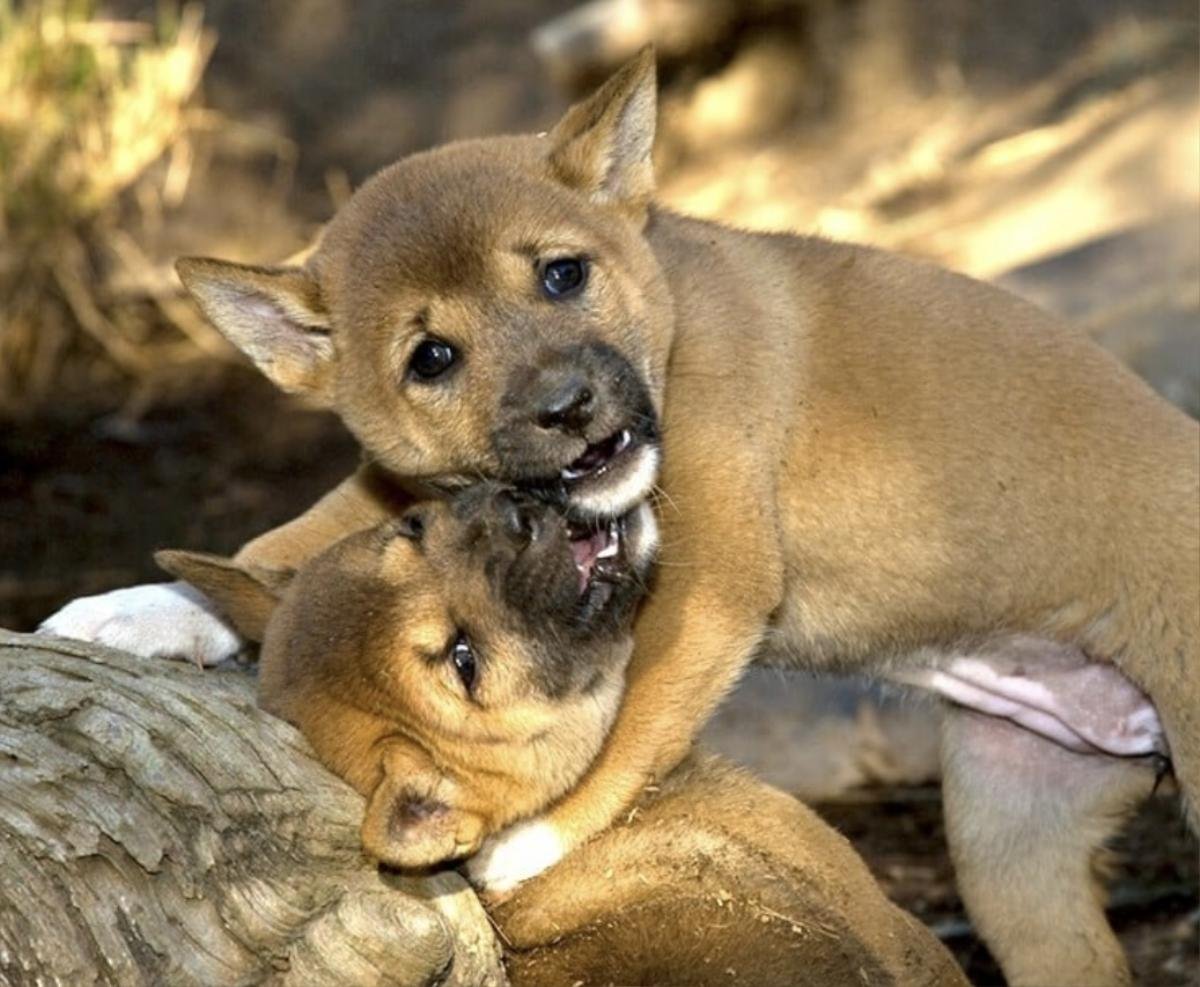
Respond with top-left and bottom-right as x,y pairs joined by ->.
535,375 -> 595,433
493,489 -> 540,542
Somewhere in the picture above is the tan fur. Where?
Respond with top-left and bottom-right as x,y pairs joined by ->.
498,752 -> 968,987
176,49 -> 1199,986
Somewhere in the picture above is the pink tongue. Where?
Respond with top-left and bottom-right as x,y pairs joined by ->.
570,531 -> 608,593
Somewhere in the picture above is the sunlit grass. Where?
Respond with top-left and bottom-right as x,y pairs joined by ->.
0,0 -> 213,416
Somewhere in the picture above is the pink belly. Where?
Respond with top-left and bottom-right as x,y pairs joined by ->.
891,638 -> 1165,757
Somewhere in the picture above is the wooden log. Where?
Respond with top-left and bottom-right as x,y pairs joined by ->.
0,629 -> 506,987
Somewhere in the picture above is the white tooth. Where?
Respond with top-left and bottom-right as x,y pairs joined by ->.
617,429 -> 632,452
598,521 -> 620,558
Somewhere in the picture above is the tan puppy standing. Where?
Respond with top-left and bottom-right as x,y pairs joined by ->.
44,50 -> 1199,987
160,488 -> 968,987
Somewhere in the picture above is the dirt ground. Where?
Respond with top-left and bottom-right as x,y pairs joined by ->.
2,1 -> 1197,983
0,371 -> 356,630
816,788 -> 1198,986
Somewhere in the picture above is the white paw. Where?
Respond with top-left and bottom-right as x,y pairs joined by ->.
38,582 -> 243,667
465,819 -> 566,894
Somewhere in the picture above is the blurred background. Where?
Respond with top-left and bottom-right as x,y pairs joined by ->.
1,1 -> 1196,982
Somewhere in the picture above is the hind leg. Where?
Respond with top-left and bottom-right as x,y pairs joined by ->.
940,705 -> 1156,987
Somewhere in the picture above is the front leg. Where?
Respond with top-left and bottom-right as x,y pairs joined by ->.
469,504 -> 784,893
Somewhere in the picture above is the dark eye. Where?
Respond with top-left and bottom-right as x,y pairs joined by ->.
539,257 -> 588,299
408,338 -> 457,381
449,634 -> 476,693
396,511 -> 424,541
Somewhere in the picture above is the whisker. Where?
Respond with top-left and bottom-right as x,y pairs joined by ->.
650,483 -> 682,517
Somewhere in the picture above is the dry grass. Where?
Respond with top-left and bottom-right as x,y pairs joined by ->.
0,0 -> 222,417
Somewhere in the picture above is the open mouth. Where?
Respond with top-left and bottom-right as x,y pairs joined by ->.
567,517 -> 624,596
497,499 -> 653,631
560,428 -> 635,485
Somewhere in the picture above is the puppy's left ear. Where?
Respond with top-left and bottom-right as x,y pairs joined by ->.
360,742 -> 486,869
548,45 -> 657,216
155,550 -> 294,641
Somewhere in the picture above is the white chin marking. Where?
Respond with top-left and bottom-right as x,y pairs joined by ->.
37,581 -> 243,667
465,818 -> 565,894
629,500 -> 660,568
570,444 -> 660,518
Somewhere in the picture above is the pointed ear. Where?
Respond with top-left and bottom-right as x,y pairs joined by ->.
176,257 -> 335,401
155,549 -> 294,641
548,46 -> 657,213
360,743 -> 486,868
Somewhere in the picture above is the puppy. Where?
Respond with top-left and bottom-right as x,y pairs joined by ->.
46,49 -> 1198,986
160,489 -> 969,987
160,485 -> 657,866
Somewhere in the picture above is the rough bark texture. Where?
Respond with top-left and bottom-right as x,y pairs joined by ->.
0,629 -> 506,987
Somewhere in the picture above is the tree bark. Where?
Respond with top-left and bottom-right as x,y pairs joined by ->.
0,629 -> 507,987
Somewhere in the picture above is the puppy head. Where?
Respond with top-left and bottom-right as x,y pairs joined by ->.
176,50 -> 671,520
159,485 -> 657,869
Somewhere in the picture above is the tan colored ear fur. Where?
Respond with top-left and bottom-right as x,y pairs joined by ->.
155,549 -> 293,641
360,742 -> 486,868
548,46 -> 657,213
175,257 -> 334,400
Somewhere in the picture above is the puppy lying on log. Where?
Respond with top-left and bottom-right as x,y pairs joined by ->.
160,486 -> 968,987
